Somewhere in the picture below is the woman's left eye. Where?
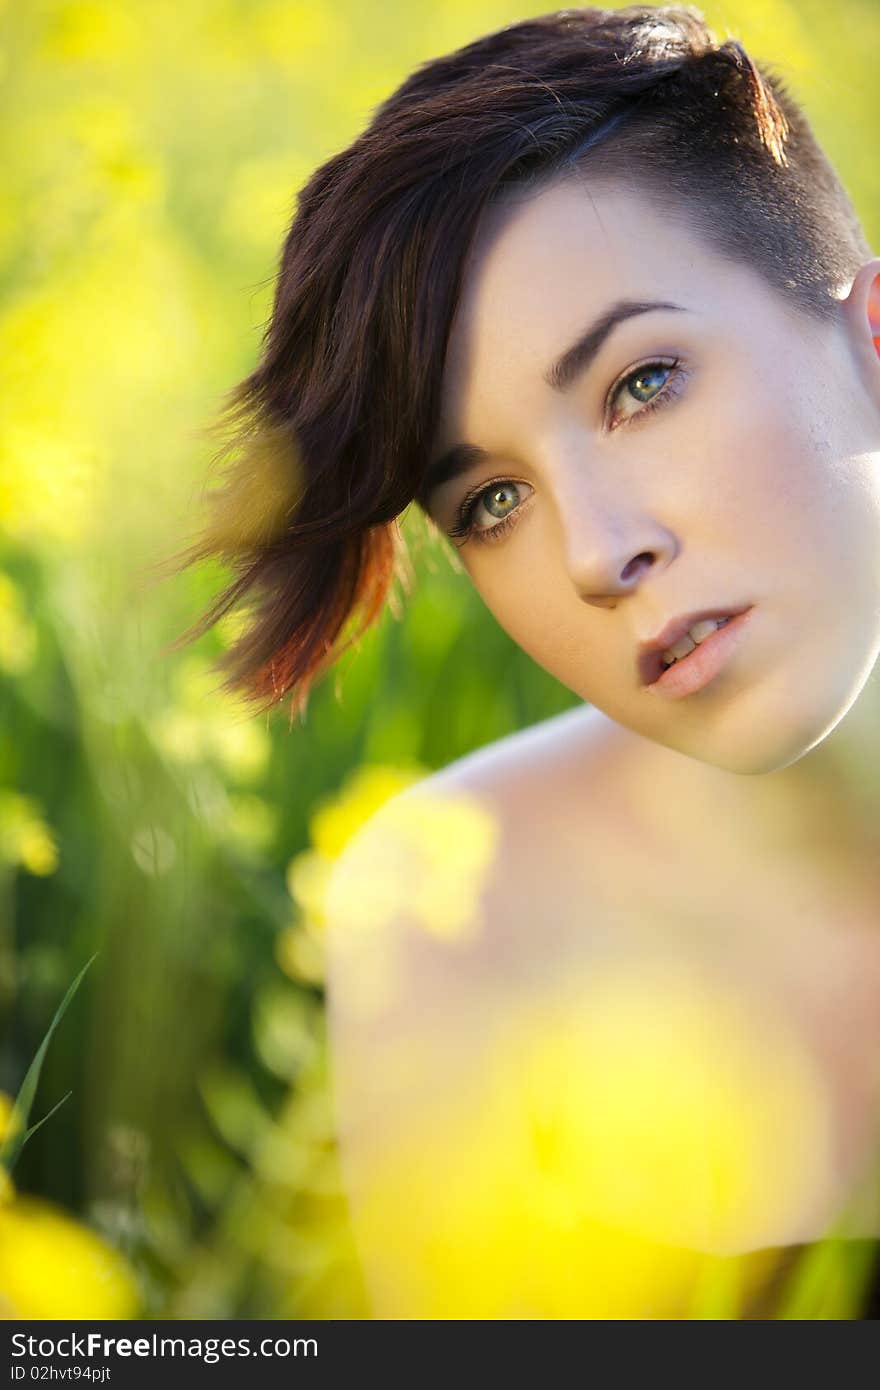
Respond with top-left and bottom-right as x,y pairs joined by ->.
606,357 -> 685,429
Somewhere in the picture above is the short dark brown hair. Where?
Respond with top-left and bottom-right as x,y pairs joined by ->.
164,4 -> 871,722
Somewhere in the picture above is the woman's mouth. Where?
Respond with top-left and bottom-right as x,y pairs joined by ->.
661,615 -> 733,668
645,607 -> 755,699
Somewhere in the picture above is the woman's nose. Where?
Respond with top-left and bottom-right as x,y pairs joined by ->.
558,501 -> 679,607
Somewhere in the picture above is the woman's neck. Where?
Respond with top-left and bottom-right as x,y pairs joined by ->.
784,672 -> 880,837
722,670 -> 880,880
615,674 -> 880,874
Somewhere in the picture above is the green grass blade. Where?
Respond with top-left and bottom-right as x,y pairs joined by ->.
0,952 -> 98,1172
21,1090 -> 73,1145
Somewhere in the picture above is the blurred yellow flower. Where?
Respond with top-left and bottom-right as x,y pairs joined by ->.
275,922 -> 325,986
0,790 -> 59,875
316,784 -> 501,1017
0,1094 -> 20,1205
0,1196 -> 141,1319
308,764 -> 426,862
208,718 -> 270,783
279,764 -> 428,990
221,154 -> 313,251
493,961 -> 833,1255
255,1 -> 348,68
0,424 -> 98,548
324,786 -> 499,942
276,767 -> 428,995
0,1090 -> 21,1148
286,848 -> 332,922
0,572 -> 37,675
150,654 -> 270,782
17,821 -> 59,876
347,960 -> 834,1317
223,792 -> 278,854
0,211 -> 208,549
252,985 -> 321,1083
150,707 -> 207,765
38,1 -> 137,64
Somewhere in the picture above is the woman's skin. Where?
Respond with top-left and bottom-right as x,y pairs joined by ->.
326,177 -> 880,1313
425,178 -> 880,788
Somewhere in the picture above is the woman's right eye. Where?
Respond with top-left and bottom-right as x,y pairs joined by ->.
448,479 -> 533,546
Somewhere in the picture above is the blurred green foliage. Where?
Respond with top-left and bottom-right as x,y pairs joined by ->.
0,0 -> 877,1318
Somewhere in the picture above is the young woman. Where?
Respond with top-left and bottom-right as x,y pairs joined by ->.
173,6 -> 880,1317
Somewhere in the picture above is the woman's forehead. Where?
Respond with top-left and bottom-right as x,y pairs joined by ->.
454,181 -> 735,350
440,180 -> 759,418
434,175 -> 845,466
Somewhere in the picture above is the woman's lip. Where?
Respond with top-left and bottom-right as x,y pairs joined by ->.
644,606 -> 755,699
637,603 -> 753,685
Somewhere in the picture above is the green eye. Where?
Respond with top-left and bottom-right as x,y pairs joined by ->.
627,364 -> 670,402
608,356 -> 685,428
481,483 -> 520,522
448,477 -> 535,545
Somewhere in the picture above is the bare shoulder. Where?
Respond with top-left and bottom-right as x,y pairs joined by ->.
418,701 -> 626,802
392,701 -> 638,851
326,704 -> 627,925
323,704 -> 636,1018
321,705 -> 629,1293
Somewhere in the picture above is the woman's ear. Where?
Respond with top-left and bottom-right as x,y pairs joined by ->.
842,258 -> 880,383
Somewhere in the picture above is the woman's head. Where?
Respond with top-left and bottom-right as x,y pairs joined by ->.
431,177 -> 880,775
172,5 -> 880,772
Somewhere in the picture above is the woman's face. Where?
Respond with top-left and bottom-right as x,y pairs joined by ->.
425,178 -> 880,775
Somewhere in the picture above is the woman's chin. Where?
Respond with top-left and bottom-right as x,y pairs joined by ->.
637,643 -> 880,778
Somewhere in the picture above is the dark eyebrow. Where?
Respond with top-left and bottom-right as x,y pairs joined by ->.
420,443 -> 491,503
545,298 -> 687,392
422,297 -> 687,507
